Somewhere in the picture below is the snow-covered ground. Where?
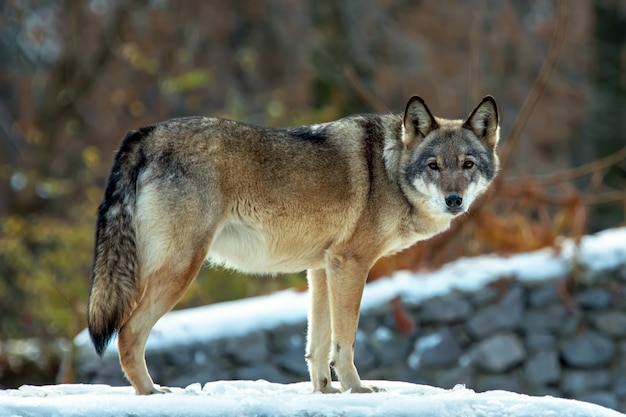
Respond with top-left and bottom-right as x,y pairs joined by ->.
2,228 -> 625,416
2,380 -> 624,417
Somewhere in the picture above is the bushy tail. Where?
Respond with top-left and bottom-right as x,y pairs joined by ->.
87,126 -> 154,356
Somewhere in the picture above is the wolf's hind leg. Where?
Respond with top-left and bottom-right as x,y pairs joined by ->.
118,243 -> 208,395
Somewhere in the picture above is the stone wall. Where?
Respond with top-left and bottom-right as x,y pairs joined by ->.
74,229 -> 626,412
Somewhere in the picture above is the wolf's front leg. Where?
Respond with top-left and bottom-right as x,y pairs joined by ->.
306,269 -> 341,393
325,254 -> 380,393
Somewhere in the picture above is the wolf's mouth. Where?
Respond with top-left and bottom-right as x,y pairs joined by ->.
446,207 -> 464,216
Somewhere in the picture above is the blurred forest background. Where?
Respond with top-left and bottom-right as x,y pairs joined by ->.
0,0 -> 624,365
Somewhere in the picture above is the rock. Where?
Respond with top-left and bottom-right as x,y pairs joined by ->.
269,325 -> 307,350
576,391 -> 618,410
616,266 -> 626,283
475,373 -> 522,392
467,287 -> 524,338
528,283 -> 561,307
561,330 -> 615,368
524,351 -> 560,386
160,348 -> 192,367
525,333 -> 557,352
449,324 -> 472,348
561,370 -> 611,395
235,364 -> 292,383
224,331 -> 269,365
420,294 -> 473,323
615,375 -> 626,397
276,346 -> 308,377
358,313 -> 384,333
408,328 -> 462,369
575,288 -> 612,309
87,359 -> 126,385
471,286 -> 499,307
523,304 -> 568,334
615,345 -> 626,374
432,364 -> 473,389
560,310 -> 583,336
271,329 -> 308,376
369,326 -> 412,367
471,333 -> 525,373
592,311 -> 626,337
166,361 -> 233,388
353,330 -> 377,372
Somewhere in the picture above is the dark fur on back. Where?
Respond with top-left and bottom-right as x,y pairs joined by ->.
284,125 -> 329,144
88,126 -> 153,356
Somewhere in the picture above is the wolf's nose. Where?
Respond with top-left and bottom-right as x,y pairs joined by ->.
445,194 -> 463,210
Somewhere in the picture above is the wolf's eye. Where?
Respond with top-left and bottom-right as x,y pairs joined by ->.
428,162 -> 439,170
463,160 -> 475,169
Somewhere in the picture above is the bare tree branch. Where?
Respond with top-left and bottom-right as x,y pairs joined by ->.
505,146 -> 626,185
344,65 -> 388,113
498,0 -> 569,170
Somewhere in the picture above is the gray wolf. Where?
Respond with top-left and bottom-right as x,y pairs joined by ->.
87,95 -> 500,394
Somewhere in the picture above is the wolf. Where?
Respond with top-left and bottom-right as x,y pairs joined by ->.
87,95 -> 500,395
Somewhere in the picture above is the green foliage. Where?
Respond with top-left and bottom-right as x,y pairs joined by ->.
160,69 -> 213,94
0,146 -> 101,339
0,211 -> 93,339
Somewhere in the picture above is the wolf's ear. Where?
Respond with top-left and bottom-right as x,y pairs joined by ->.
403,95 -> 438,146
463,96 -> 499,148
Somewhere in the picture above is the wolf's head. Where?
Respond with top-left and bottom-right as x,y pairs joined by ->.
400,96 -> 500,218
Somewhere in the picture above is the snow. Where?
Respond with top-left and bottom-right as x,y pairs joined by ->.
1,380 -> 623,417
4,228 -> 624,416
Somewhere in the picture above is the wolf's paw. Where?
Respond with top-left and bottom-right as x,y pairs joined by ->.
319,385 -> 342,394
154,385 -> 172,394
349,384 -> 382,394
137,385 -> 171,395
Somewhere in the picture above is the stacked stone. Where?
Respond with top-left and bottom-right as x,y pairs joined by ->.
357,266 -> 626,411
75,266 -> 626,412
